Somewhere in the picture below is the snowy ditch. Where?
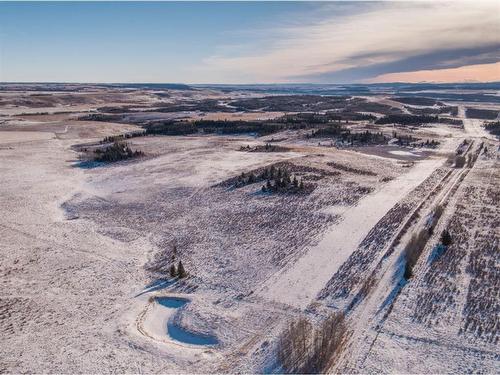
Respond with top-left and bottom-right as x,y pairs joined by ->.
140,296 -> 218,347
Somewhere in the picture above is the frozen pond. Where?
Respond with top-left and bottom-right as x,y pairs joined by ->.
156,297 -> 218,346
157,296 -> 188,309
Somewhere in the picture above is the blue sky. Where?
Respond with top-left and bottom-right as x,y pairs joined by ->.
1,1 -> 499,83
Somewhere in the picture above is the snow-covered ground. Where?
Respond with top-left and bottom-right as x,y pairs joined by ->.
258,156 -> 444,309
353,142 -> 499,374
1,87 -> 498,373
0,130 -> 55,144
0,129 -> 228,373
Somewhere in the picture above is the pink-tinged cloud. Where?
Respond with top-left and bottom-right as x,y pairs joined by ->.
364,62 -> 500,84
196,1 -> 500,83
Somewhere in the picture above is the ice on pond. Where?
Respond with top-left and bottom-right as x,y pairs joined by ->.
155,297 -> 218,346
156,297 -> 188,309
167,321 -> 218,346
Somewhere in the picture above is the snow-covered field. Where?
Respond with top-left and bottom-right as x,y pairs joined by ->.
1,86 -> 498,373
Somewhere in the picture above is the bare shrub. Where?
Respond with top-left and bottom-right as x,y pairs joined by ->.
404,203 -> 446,279
441,229 -> 452,246
277,317 -> 312,372
277,312 -> 347,373
404,230 -> 429,279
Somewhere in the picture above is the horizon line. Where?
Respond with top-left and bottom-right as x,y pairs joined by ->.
2,81 -> 500,86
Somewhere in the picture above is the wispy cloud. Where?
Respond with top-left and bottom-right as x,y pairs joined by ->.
194,1 -> 500,83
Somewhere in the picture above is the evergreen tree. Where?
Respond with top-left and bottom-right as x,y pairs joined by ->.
177,260 -> 187,278
169,263 -> 177,278
441,229 -> 452,246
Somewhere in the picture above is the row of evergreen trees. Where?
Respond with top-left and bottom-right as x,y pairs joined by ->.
100,131 -> 146,144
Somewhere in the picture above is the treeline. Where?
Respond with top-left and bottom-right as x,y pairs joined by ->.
391,131 -> 440,148
277,111 -> 375,124
342,130 -> 388,145
146,121 -> 197,135
466,108 -> 499,120
332,111 -> 376,122
145,119 -> 315,137
97,106 -> 135,113
375,114 -> 438,125
101,131 -> 146,144
307,124 -> 345,138
80,113 -> 120,122
438,117 -> 463,126
376,114 -> 463,127
194,119 -> 279,135
93,142 -> 144,162
484,121 -> 500,137
229,95 -> 351,112
414,139 -> 440,148
310,126 -> 388,145
239,143 -> 290,153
